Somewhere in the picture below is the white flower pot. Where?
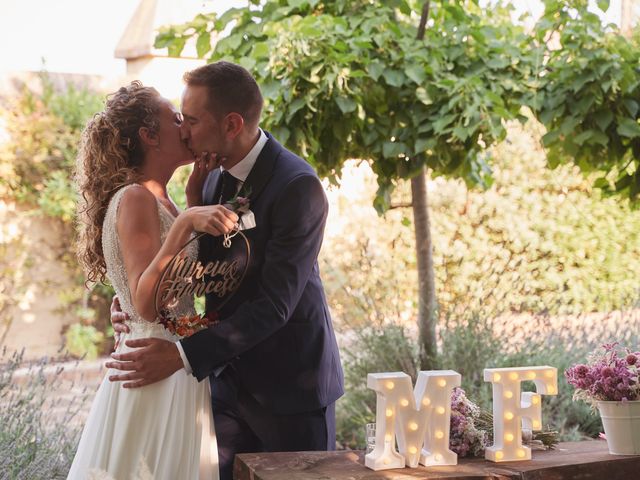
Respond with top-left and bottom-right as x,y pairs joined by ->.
597,400 -> 640,455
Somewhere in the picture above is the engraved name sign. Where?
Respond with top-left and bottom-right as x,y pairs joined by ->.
154,231 -> 251,316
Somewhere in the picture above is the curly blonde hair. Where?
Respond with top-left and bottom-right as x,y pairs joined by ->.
76,81 -> 161,284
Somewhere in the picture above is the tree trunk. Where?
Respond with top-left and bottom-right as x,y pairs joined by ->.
411,170 -> 438,367
412,1 -> 437,367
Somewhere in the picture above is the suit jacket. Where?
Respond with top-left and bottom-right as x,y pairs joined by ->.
180,132 -> 344,415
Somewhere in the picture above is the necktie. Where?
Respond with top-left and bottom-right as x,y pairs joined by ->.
219,171 -> 239,205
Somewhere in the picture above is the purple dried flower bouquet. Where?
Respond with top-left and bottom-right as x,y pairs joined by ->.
449,388 -> 558,457
449,388 -> 489,457
565,343 -> 640,407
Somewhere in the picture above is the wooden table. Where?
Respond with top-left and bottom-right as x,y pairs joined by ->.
234,440 -> 640,479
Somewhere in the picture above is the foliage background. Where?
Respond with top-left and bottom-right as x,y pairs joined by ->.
0,75 -> 112,359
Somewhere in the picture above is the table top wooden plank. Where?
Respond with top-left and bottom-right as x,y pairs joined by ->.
234,441 -> 640,480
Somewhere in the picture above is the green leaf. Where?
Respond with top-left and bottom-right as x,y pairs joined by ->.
261,80 -> 282,100
541,129 -> 561,147
335,96 -> 357,114
196,32 -> 211,58
382,141 -> 407,158
382,69 -> 405,87
559,116 -> 581,135
239,56 -> 256,71
571,72 -> 594,92
300,23 -> 323,37
252,42 -> 270,59
190,13 -> 210,30
485,91 -> 504,106
623,99 -> 639,117
573,95 -> 595,115
216,33 -> 243,52
373,184 -> 392,214
367,61 -> 384,81
154,30 -> 174,49
595,110 -> 613,131
452,124 -> 470,141
214,7 -> 244,32
486,57 -> 509,69
404,64 -> 426,84
167,37 -> 186,57
593,176 -> 610,189
432,114 -> 457,134
617,118 -> 640,138
590,130 -> 609,146
597,0 -> 610,12
287,98 -> 306,120
539,108 -> 558,126
573,129 -> 593,146
414,137 -> 434,153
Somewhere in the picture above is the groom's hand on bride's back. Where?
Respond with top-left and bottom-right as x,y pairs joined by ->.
106,338 -> 183,388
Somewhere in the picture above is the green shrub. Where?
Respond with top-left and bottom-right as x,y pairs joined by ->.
334,300 -> 640,448
0,73 -> 115,356
336,322 -> 420,449
63,324 -> 104,360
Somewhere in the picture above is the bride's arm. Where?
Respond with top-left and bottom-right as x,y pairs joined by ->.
117,185 -> 238,321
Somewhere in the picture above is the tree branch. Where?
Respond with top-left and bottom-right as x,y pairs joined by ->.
389,202 -> 413,210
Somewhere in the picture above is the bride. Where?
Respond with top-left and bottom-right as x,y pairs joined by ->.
69,81 -> 237,479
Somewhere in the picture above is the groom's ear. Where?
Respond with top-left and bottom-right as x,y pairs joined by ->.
223,112 -> 244,140
138,127 -> 159,148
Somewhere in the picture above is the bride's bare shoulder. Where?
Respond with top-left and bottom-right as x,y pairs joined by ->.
116,185 -> 158,226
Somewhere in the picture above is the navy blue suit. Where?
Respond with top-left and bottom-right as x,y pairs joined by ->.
180,132 -> 344,479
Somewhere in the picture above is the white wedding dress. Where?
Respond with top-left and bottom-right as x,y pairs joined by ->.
68,185 -> 218,480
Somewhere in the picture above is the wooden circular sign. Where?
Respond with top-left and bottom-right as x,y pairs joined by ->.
154,231 -> 251,318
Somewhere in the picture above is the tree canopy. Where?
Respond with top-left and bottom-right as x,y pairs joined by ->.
533,0 -> 640,201
157,0 -> 537,211
157,0 -> 640,205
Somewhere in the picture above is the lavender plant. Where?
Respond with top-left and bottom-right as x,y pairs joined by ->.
0,347 -> 90,479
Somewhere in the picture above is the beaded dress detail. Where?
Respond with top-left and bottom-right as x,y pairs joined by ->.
101,184 -> 197,339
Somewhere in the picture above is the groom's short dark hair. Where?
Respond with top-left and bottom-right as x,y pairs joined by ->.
184,62 -> 263,127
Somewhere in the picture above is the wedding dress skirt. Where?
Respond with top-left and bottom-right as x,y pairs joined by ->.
67,322 -> 218,480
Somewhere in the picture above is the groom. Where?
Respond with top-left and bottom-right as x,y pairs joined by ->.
107,61 -> 344,479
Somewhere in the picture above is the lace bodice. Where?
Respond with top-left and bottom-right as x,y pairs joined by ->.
102,184 -> 196,338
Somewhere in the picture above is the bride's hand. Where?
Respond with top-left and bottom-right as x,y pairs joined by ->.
185,152 -> 226,207
110,295 -> 130,350
185,205 -> 238,236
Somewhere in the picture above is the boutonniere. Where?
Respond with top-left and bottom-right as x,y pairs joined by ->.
224,186 -> 252,215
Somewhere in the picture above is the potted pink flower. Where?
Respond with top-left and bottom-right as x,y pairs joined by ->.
565,343 -> 640,455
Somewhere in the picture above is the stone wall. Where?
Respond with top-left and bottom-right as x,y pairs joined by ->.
0,199 -> 79,359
